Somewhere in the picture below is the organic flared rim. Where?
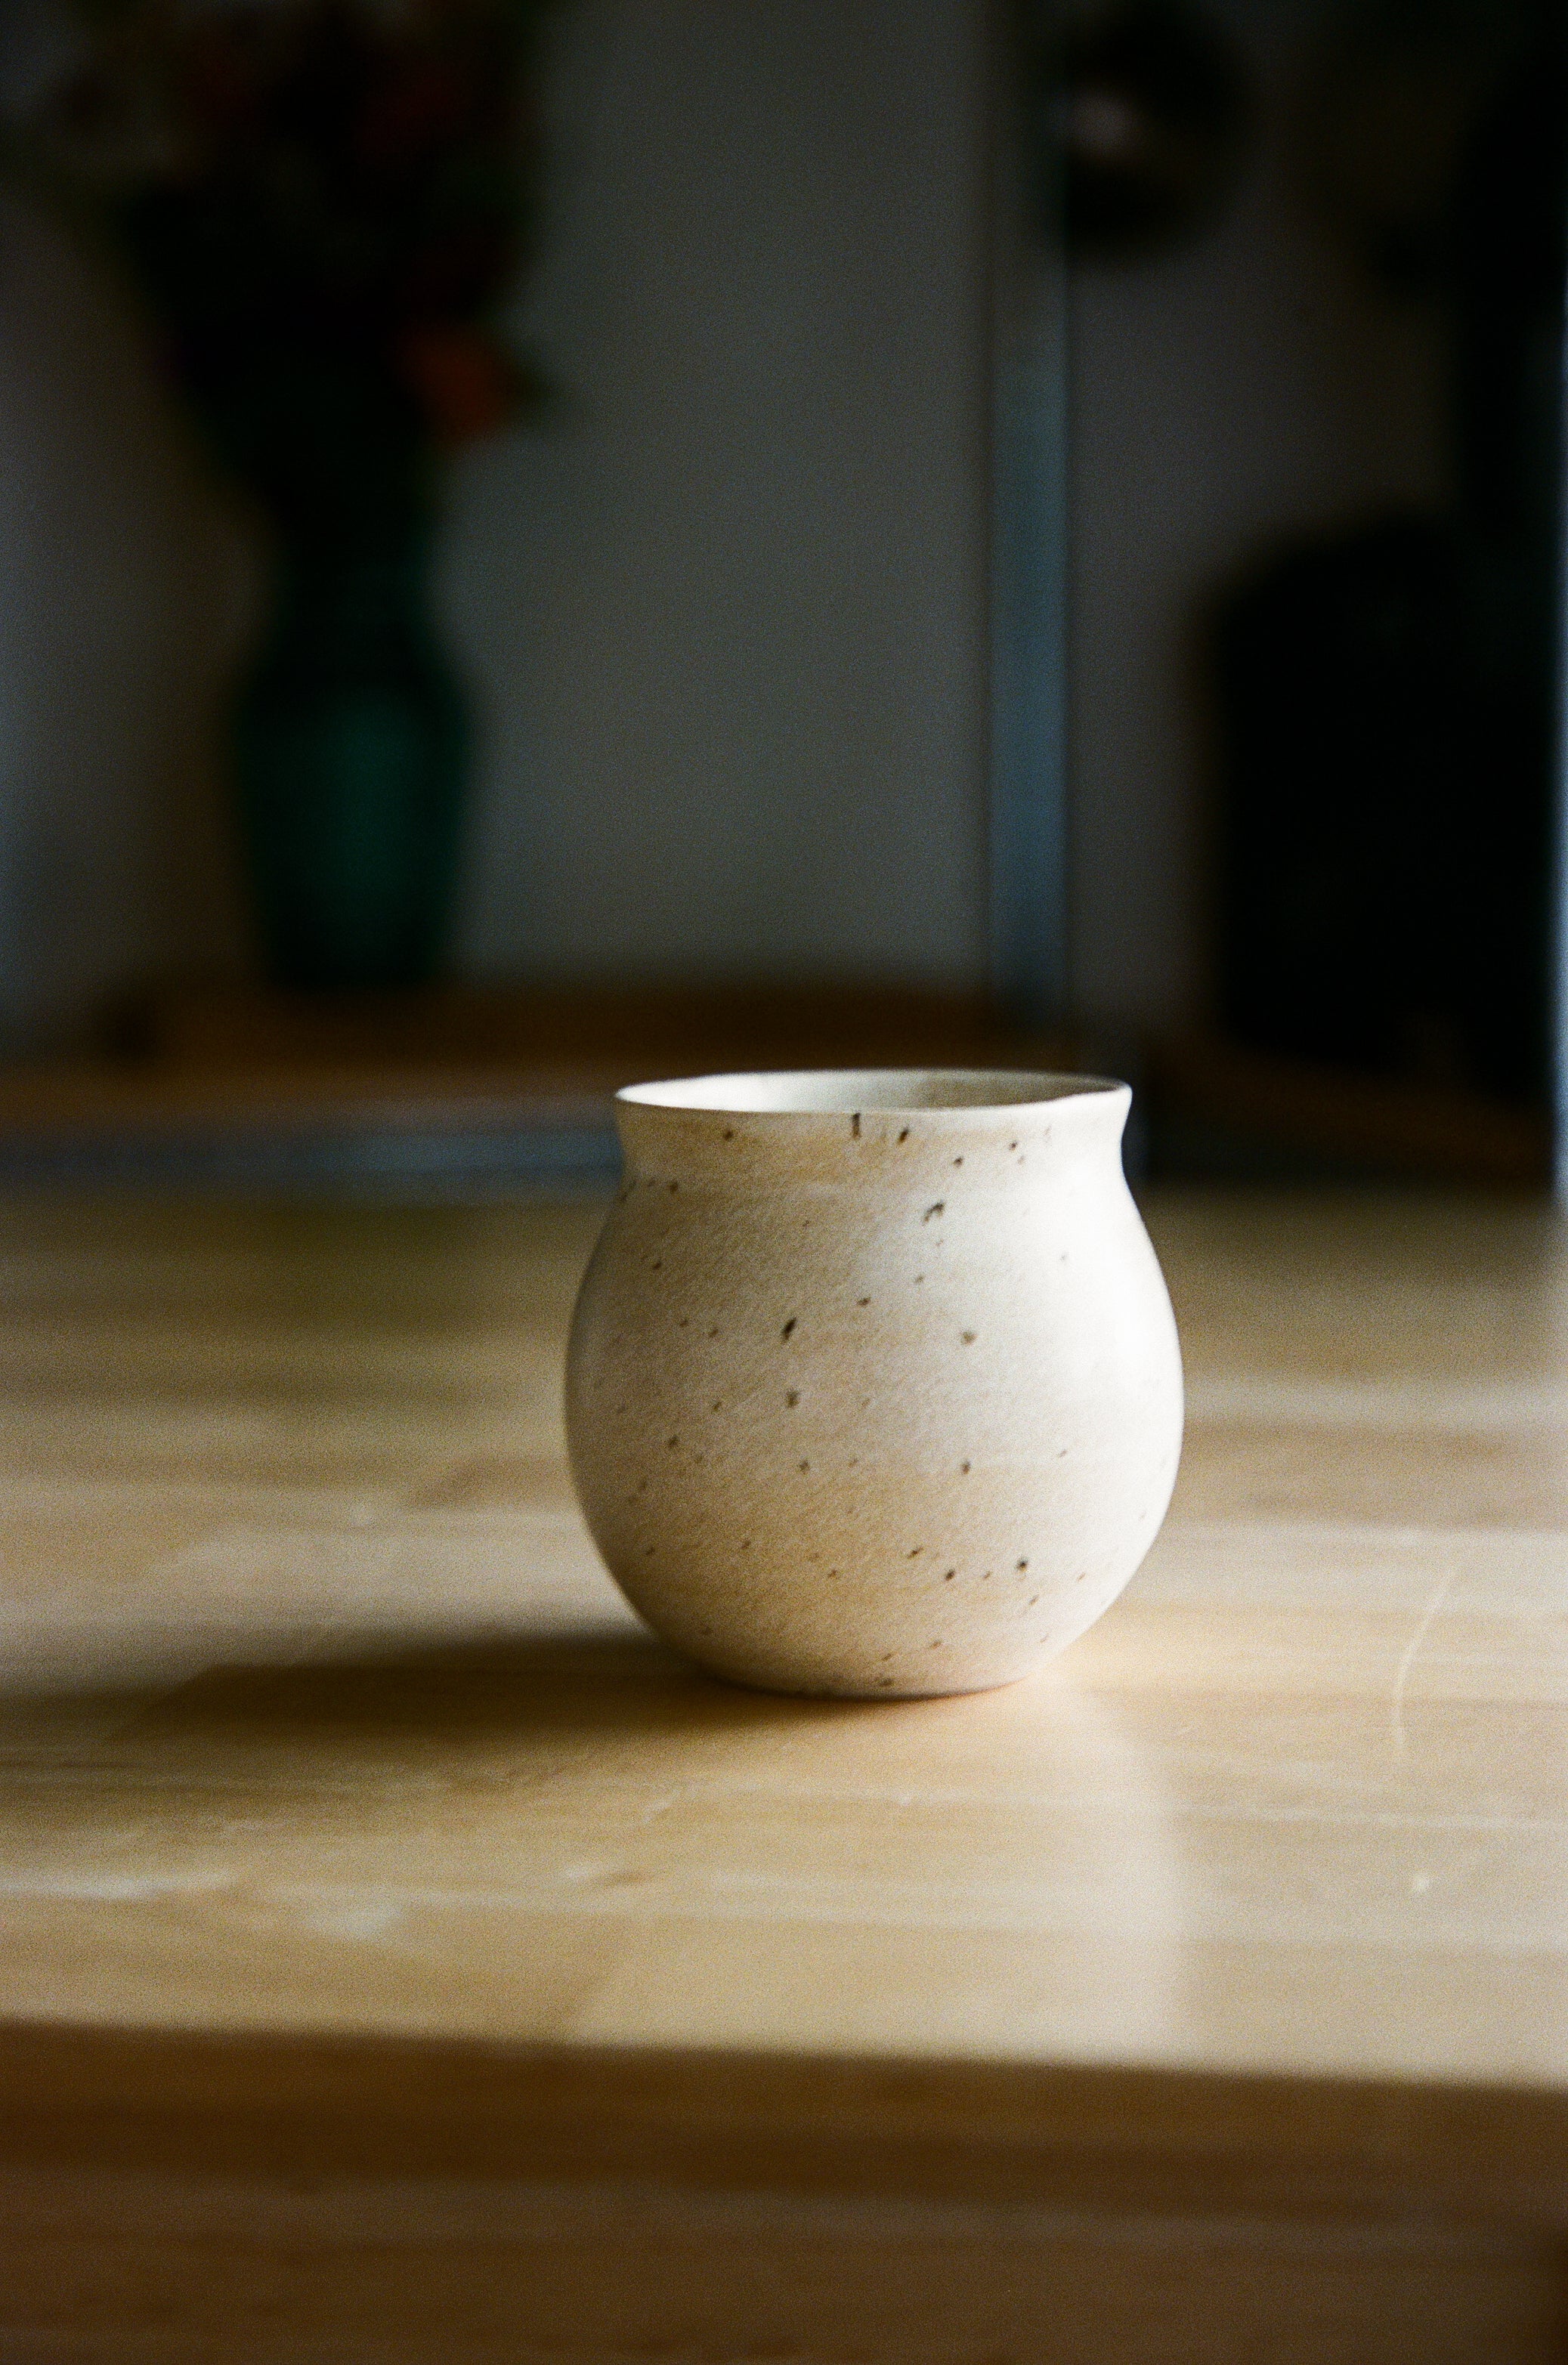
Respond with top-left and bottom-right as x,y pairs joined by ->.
616,1068 -> 1127,1117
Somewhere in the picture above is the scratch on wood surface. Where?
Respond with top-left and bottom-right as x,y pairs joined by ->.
1390,1568 -> 1455,1757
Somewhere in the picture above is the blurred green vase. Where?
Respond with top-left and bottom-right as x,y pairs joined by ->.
234,516 -> 469,990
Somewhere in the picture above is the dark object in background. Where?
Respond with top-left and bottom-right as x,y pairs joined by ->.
1044,0 -> 1250,260
20,0 -> 553,989
1296,0 -> 1533,293
234,518 -> 468,992
1214,515 -> 1550,1100
1215,2 -> 1566,1106
29,2 -> 550,504
1449,8 -> 1567,590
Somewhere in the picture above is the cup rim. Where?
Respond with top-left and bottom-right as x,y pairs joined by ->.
616,1068 -> 1127,1117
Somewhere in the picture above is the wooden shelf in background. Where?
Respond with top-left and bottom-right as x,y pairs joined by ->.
2,993 -> 1545,1192
126,979 -> 1076,1084
0,985 -> 1078,1192
1152,1033 -> 1552,1188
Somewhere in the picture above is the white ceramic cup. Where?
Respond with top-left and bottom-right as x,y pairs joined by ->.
565,1070 -> 1183,1696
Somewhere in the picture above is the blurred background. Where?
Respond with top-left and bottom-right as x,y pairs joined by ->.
0,0 -> 1561,1190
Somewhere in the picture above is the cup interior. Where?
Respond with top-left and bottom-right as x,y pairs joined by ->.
617,1068 -> 1121,1115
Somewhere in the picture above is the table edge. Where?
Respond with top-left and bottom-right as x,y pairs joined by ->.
2,2018 -> 1564,2227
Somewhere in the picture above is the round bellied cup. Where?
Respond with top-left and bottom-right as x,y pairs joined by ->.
564,1070 -> 1183,1696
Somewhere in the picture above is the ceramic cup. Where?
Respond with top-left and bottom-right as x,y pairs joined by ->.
565,1070 -> 1183,1697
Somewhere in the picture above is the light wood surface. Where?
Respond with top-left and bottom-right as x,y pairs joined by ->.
2,1186 -> 1566,2360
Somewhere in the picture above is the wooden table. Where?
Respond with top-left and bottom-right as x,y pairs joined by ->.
2,1188 -> 1565,2361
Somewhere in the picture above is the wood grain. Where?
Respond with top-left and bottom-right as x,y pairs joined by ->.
1,1186 -> 1566,2358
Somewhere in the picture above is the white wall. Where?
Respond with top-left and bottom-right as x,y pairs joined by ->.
449,0 -> 991,986
0,0 -> 991,1041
